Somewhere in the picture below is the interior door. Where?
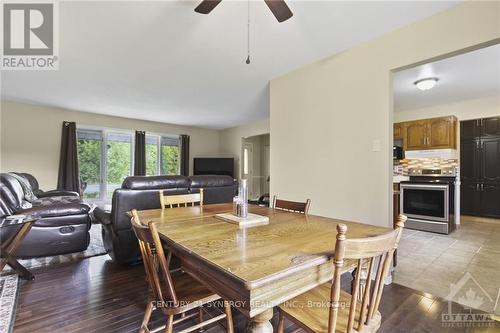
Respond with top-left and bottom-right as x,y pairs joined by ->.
263,145 -> 270,194
242,142 -> 254,199
405,121 -> 426,150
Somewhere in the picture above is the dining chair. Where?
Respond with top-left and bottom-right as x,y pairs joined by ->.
277,215 -> 407,333
159,188 -> 204,209
130,209 -> 233,333
273,195 -> 311,214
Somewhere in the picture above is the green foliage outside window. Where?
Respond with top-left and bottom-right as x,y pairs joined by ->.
161,145 -> 179,175
77,134 -> 179,199
77,139 -> 100,198
106,141 -> 132,184
146,143 -> 158,176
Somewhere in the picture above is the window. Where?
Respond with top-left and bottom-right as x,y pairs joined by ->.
106,132 -> 133,198
77,129 -> 102,199
146,135 -> 180,176
77,127 -> 178,201
77,128 -> 133,201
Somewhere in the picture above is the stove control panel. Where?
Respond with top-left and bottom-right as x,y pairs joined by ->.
408,167 -> 456,177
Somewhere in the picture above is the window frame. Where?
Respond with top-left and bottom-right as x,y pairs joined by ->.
76,125 -> 179,202
146,133 -> 180,176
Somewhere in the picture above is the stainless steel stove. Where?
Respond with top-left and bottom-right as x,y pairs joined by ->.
400,167 -> 458,234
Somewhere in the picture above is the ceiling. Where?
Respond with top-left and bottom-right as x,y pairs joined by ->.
1,1 -> 459,129
394,43 -> 500,112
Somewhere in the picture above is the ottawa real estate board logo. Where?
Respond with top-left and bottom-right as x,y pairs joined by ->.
1,1 -> 59,70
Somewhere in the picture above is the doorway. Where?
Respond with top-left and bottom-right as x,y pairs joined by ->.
241,133 -> 270,202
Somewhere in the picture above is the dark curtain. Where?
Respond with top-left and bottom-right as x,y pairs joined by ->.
57,121 -> 81,194
134,131 -> 146,176
180,134 -> 190,176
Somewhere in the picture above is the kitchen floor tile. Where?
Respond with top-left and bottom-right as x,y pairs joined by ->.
394,216 -> 500,316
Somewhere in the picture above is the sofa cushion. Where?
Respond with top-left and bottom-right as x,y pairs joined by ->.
189,175 -> 235,188
31,195 -> 83,207
0,182 -> 18,214
20,202 -> 91,218
0,174 -> 25,210
121,175 -> 189,190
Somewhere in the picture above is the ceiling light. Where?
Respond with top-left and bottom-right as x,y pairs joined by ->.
414,77 -> 439,91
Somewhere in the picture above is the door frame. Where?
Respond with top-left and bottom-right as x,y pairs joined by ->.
242,141 -> 254,198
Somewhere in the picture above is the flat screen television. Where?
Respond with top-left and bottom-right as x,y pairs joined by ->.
193,158 -> 234,178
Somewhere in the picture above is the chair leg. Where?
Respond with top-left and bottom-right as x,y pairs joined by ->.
199,308 -> 205,332
140,302 -> 154,333
165,315 -> 174,333
277,310 -> 285,333
224,301 -> 234,333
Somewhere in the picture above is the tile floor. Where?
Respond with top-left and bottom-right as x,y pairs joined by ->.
393,216 -> 500,315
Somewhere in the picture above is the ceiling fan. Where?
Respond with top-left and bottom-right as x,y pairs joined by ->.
194,0 -> 293,23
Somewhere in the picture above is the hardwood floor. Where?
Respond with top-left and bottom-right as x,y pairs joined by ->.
13,255 -> 499,333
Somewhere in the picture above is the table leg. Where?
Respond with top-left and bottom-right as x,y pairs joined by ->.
6,257 -> 34,280
246,308 -> 273,333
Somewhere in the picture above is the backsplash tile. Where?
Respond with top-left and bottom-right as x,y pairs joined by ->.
394,158 -> 458,176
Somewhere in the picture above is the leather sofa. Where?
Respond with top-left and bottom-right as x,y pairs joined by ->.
97,175 -> 237,264
0,173 -> 91,258
15,173 -> 80,198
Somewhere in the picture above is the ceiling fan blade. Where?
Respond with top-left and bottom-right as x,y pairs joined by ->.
194,0 -> 223,14
264,0 -> 293,22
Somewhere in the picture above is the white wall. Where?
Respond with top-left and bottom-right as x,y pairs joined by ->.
0,100 -> 221,189
270,2 -> 500,227
395,95 -> 500,123
219,119 -> 270,179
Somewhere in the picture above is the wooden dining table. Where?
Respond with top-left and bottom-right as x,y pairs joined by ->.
135,203 -> 391,332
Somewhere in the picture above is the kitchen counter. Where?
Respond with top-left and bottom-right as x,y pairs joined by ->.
393,175 -> 409,183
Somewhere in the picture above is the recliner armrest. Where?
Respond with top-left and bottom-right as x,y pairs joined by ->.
36,190 -> 80,198
20,203 -> 90,218
93,207 -> 111,225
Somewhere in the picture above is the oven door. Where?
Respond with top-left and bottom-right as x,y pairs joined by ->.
400,183 -> 449,222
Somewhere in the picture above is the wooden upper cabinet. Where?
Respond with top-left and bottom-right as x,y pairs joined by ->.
404,116 -> 457,151
394,123 -> 403,140
405,121 -> 427,150
427,116 -> 456,149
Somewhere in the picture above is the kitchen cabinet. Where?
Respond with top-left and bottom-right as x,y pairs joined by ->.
403,116 -> 457,151
481,183 -> 500,218
460,116 -> 500,139
428,117 -> 456,148
483,117 -> 500,137
460,182 -> 481,216
460,116 -> 500,218
405,121 -> 427,150
460,139 -> 480,182
394,123 -> 403,140
481,137 -> 500,183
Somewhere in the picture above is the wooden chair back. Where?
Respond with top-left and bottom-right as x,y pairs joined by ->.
130,209 -> 178,307
159,189 -> 204,209
272,195 -> 311,214
328,215 -> 406,333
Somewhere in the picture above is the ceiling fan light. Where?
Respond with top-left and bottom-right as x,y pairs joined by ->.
414,77 -> 439,91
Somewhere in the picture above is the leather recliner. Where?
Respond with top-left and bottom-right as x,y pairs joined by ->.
98,175 -> 237,265
15,172 -> 80,198
0,173 -> 91,258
